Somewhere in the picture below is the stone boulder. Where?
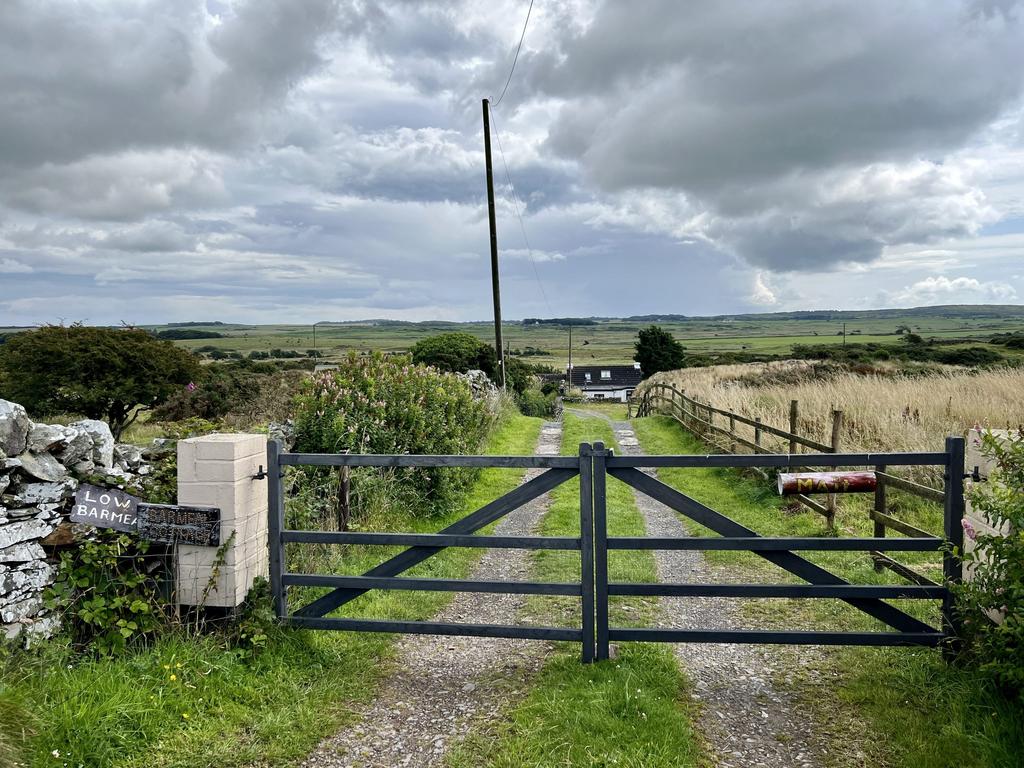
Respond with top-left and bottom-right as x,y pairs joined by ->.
0,519 -> 54,550
0,400 -> 31,456
56,426 -> 93,466
0,541 -> 46,563
27,423 -> 68,453
114,443 -> 144,470
71,419 -> 115,468
6,477 -> 76,506
15,451 -> 67,483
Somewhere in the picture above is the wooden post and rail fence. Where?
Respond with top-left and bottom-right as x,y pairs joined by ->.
631,381 -> 949,588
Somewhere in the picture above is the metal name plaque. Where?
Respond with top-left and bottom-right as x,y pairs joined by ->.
136,503 -> 221,547
70,484 -> 140,533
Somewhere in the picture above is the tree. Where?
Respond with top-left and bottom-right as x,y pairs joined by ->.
0,325 -> 201,438
410,332 -> 492,373
410,332 -> 535,393
634,325 -> 685,378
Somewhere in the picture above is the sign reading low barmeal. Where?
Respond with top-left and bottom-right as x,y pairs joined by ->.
70,484 -> 139,532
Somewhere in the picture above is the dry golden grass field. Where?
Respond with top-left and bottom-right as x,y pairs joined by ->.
648,361 -> 1024,457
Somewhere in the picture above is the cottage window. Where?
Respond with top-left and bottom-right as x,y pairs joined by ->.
601,370 -> 611,379
584,373 -> 591,382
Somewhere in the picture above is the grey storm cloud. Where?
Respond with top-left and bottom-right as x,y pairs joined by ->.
1,0 -> 1023,326
523,0 -> 1024,268
0,0 -> 339,170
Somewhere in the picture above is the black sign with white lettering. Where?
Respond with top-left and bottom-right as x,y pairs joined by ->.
70,484 -> 140,532
136,503 -> 221,547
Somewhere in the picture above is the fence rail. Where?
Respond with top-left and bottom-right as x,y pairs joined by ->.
632,381 -> 950,586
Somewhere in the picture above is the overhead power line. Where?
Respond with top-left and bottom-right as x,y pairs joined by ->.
490,110 -> 553,317
492,0 -> 534,107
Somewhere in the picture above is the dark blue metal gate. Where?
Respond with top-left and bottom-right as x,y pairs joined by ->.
266,437 -> 965,663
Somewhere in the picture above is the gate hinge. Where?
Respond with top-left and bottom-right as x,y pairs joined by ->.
252,465 -> 268,480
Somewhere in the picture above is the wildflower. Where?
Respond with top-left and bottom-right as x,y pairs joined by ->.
182,712 -> 190,720
170,674 -> 177,681
186,382 -> 196,392
52,750 -> 61,758
162,664 -> 170,670
175,662 -> 182,669
962,518 -> 977,541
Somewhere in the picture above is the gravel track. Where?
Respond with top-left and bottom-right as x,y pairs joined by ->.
302,422 -> 563,768
612,420 -> 826,768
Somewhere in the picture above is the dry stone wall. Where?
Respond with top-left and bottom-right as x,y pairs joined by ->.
0,399 -> 159,642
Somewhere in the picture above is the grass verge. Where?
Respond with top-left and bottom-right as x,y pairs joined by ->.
632,414 -> 1024,768
449,411 -> 706,767
0,411 -> 543,768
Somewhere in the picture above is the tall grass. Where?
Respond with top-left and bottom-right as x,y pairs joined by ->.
650,362 -> 1024,456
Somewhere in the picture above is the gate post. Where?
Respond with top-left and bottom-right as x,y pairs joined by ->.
267,439 -> 287,620
593,441 -> 610,661
942,435 -> 966,658
175,433 -> 268,608
579,443 -> 595,663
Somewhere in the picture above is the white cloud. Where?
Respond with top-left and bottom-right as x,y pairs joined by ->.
1,150 -> 227,221
0,258 -> 33,273
749,271 -> 778,306
881,275 -> 1019,306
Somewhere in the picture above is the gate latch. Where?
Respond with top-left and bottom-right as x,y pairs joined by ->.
964,465 -> 986,482
252,464 -> 268,481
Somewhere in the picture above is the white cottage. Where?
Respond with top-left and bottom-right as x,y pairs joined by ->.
568,363 -> 643,402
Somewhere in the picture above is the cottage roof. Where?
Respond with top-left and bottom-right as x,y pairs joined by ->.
568,364 -> 643,389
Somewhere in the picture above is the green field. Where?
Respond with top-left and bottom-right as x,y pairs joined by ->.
5,304 -> 1024,368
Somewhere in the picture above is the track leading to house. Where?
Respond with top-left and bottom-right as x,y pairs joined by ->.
301,421 -> 563,768
613,417 -> 826,768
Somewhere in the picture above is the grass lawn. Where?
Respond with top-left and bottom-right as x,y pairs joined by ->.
449,412 -> 706,768
631,415 -> 1024,768
0,411 -> 543,768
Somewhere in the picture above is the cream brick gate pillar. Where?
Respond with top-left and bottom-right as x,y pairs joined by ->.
175,433 -> 269,607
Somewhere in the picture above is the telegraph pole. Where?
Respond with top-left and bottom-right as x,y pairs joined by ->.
567,324 -> 573,384
482,98 -> 505,388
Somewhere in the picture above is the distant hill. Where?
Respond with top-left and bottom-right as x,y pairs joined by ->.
622,305 -> 1024,323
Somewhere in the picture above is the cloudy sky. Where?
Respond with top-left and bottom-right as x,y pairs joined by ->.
2,0 -> 1023,326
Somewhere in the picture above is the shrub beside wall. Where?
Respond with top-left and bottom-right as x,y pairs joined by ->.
292,353 -> 495,516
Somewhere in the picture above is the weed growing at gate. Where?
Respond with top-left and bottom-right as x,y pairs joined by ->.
956,429 -> 1024,696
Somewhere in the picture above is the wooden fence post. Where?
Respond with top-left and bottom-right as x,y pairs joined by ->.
337,451 -> 351,532
873,463 -> 886,571
754,417 -> 762,452
826,409 -> 844,529
788,400 -> 799,454
729,414 -> 736,454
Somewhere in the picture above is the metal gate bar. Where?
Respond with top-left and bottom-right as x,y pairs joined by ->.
293,465 -> 578,618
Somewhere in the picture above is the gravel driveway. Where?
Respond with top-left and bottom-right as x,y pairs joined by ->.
612,420 -> 826,768
301,422 -> 563,768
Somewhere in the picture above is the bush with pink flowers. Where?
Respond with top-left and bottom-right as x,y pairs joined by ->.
292,352 -> 495,517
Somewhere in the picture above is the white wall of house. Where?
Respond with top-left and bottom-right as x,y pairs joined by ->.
581,388 -> 634,402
